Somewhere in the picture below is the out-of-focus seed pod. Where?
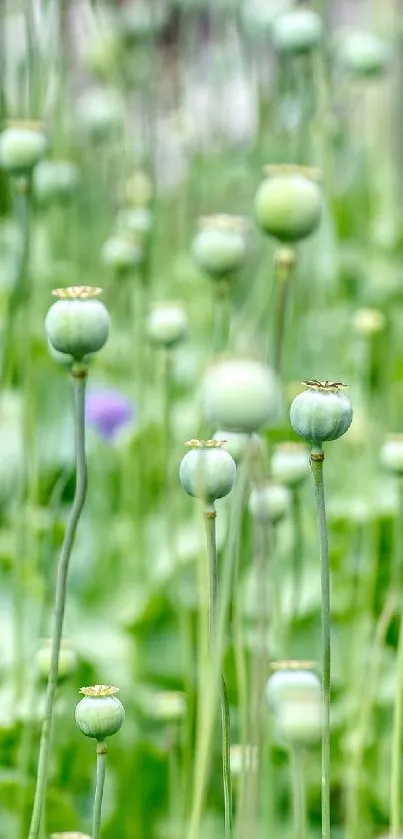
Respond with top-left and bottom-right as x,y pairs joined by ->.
380,436 -> 403,476
179,439 -> 236,502
248,482 -> 290,524
213,430 -> 261,465
290,381 -> 353,444
101,234 -> 142,271
34,160 -> 79,206
75,685 -> 125,740
334,30 -> 390,78
0,122 -> 47,175
266,661 -> 322,745
76,90 -> 124,142
271,442 -> 310,487
191,215 -> 248,280
202,357 -> 281,433
45,286 -> 110,361
272,8 -> 322,55
352,307 -> 386,336
255,165 -> 322,243
147,302 -> 188,348
35,639 -> 77,684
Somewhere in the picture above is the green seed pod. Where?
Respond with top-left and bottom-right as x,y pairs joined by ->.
34,160 -> 79,206
75,685 -> 125,740
119,0 -> 169,42
272,8 -> 322,55
241,0 -> 290,38
255,165 -> 322,243
147,302 -> 188,348
266,661 -> 321,745
380,436 -> 403,476
271,442 -> 310,487
213,430 -> 260,465
123,170 -> 153,208
0,122 -> 47,175
179,439 -> 236,502
76,90 -> 124,142
101,234 -> 142,271
248,482 -> 290,524
117,208 -> 153,240
202,357 -> 281,433
45,286 -> 110,361
335,30 -> 389,78
35,639 -> 77,684
192,215 -> 248,279
290,381 -> 352,444
147,691 -> 187,722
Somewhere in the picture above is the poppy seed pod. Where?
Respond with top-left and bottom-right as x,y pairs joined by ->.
45,286 -> 110,361
255,166 -> 322,243
34,160 -> 79,205
266,661 -> 322,745
35,639 -> 77,683
335,30 -> 389,78
101,235 -> 142,271
202,357 -> 281,433
271,442 -> 310,487
76,89 -> 124,141
380,436 -> 403,476
191,215 -> 248,279
75,685 -> 125,740
290,381 -> 353,445
213,430 -> 258,465
0,122 -> 47,175
272,8 -> 322,55
179,439 -> 236,502
147,302 -> 188,348
248,482 -> 290,524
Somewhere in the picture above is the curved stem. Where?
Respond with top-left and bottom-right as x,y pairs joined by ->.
28,366 -> 88,839
310,445 -> 330,839
204,505 -> 233,839
290,747 -> 306,839
93,742 -> 107,839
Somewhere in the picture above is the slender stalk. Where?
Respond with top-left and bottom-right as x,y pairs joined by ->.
391,610 -> 403,834
290,747 -> 306,839
273,249 -> 295,377
93,742 -> 107,839
212,280 -> 230,355
291,487 -> 303,620
204,505 -> 233,839
390,477 -> 403,833
1,173 -> 32,386
28,366 -> 88,839
345,594 -> 396,839
310,445 -> 330,839
188,467 -> 247,839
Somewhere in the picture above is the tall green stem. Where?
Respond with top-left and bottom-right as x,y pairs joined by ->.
310,445 -> 330,839
204,505 -> 233,839
2,173 -> 32,386
390,477 -> 403,833
93,742 -> 107,839
290,747 -> 306,839
212,280 -> 230,355
28,366 -> 88,839
291,487 -> 303,621
273,250 -> 295,377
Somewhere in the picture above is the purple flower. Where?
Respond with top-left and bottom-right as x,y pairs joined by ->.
85,388 -> 134,441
